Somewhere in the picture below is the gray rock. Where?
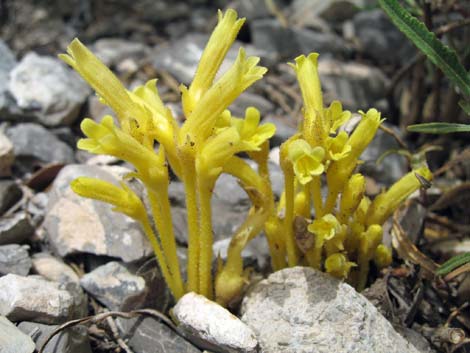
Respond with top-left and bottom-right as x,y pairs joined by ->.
0,40 -> 17,118
153,34 -> 268,84
359,123 -> 408,185
229,92 -> 275,118
318,58 -> 390,111
353,9 -> 415,65
18,321 -> 92,353
80,261 -> 147,311
0,212 -> 34,245
43,164 -> 152,262
0,131 -> 14,177
117,317 -> 201,353
0,180 -> 22,215
0,316 -> 36,353
173,292 -> 259,353
6,123 -> 75,165
0,244 -> 31,276
0,274 -> 85,324
8,52 -> 90,126
92,38 -> 151,67
290,0 -> 364,23
263,115 -> 297,147
232,0 -> 272,20
213,173 -> 250,207
213,235 -> 270,269
241,267 -> 423,353
251,19 -> 349,61
31,253 -> 79,284
26,192 -> 49,227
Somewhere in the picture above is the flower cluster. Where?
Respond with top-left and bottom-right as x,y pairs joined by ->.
62,8 -> 432,306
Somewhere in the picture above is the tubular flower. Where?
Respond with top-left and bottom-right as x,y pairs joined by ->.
182,9 -> 245,115
326,131 -> 351,161
325,253 -> 356,278
179,48 -> 267,148
71,177 -> 145,221
308,214 -> 341,245
366,166 -> 433,226
287,139 -> 325,185
77,116 -> 162,176
232,107 -> 276,151
327,101 -> 351,133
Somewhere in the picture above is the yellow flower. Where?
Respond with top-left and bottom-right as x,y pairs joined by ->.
326,131 -> 351,161
366,166 -> 432,226
179,48 -> 267,149
71,177 -> 145,221
374,244 -> 392,269
287,139 -> 325,185
326,101 -> 351,133
308,214 -> 341,244
232,107 -> 276,151
182,9 -> 245,116
325,253 -> 356,278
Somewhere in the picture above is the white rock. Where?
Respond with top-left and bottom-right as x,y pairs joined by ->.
241,267 -> 425,353
31,252 -> 80,284
0,131 -> 14,177
0,274 -> 82,324
173,292 -> 259,353
8,52 -> 90,126
0,316 -> 35,353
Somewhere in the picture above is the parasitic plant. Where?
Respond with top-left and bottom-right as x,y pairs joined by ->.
61,8 -> 432,307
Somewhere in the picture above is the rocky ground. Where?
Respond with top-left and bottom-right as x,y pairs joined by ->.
0,0 -> 469,352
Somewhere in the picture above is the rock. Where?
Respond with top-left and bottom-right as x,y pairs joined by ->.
359,123 -> 408,185
232,0 -> 272,20
117,317 -> 201,353
6,123 -> 75,166
0,212 -> 34,245
318,58 -> 390,111
80,261 -> 147,311
241,267 -> 423,353
0,40 -> 17,119
229,92 -> 275,117
7,52 -> 90,126
152,34 -> 267,84
91,38 -> 151,67
43,164 -> 152,262
213,235 -> 270,269
290,0 -> 364,23
0,180 -> 22,215
26,192 -> 49,227
0,316 -> 36,353
0,131 -> 14,177
173,292 -> 259,353
213,173 -> 250,207
0,274 -> 86,324
251,19 -> 349,61
263,115 -> 297,147
0,244 -> 31,276
353,9 -> 415,65
18,321 -> 92,353
31,252 -> 79,284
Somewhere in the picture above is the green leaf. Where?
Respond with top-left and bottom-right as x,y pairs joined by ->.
378,0 -> 470,98
407,122 -> 470,134
436,252 -> 470,276
459,99 -> 470,115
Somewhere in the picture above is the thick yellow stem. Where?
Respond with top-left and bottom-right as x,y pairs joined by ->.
148,190 -> 184,299
181,160 -> 200,293
139,218 -> 180,299
197,178 -> 214,299
283,167 -> 298,266
310,176 -> 323,218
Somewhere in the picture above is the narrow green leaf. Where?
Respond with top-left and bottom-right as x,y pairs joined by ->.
436,252 -> 470,276
459,99 -> 470,115
378,0 -> 470,98
407,122 -> 470,134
